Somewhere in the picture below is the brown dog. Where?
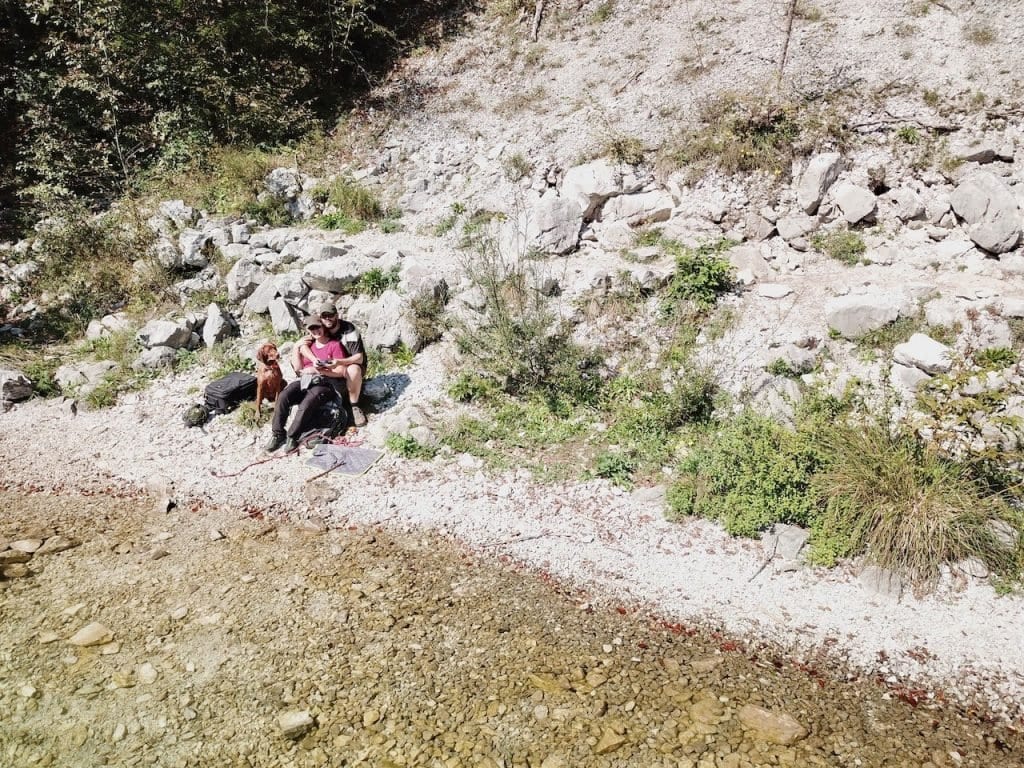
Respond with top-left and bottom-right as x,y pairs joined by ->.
255,342 -> 284,413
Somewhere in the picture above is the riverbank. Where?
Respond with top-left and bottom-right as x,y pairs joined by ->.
3,486 -> 1023,766
2,349 -> 1023,731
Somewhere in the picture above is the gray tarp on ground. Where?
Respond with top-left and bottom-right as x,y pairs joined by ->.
305,445 -> 383,476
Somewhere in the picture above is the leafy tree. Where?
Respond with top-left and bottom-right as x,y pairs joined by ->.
2,0 -> 469,235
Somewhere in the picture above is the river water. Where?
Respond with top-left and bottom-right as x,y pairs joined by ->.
0,489 -> 1020,767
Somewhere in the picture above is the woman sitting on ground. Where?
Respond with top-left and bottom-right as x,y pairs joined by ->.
263,317 -> 347,453
291,301 -> 367,427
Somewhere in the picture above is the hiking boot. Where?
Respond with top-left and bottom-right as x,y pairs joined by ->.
351,405 -> 367,427
282,437 -> 299,453
263,432 -> 286,453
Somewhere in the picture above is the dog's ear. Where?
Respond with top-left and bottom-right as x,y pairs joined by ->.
256,345 -> 269,365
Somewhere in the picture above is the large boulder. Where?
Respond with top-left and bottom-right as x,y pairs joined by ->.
796,153 -> 842,214
526,195 -> 583,255
831,182 -> 876,224
268,296 -> 301,334
55,361 -> 117,395
225,258 -> 268,302
178,229 -> 214,268
601,191 -> 674,227
893,333 -> 952,374
561,159 -> 622,218
280,239 -> 350,265
202,304 -> 237,348
244,277 -> 281,315
950,172 -> 1022,254
137,320 -> 192,349
1,369 -> 33,411
738,704 -> 808,746
158,200 -> 198,230
302,255 -> 378,293
825,293 -> 909,338
349,290 -> 418,351
885,187 -> 926,222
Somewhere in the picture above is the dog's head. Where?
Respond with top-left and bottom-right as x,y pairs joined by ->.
256,342 -> 280,367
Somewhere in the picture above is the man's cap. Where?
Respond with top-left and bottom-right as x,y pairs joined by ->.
317,301 -> 338,317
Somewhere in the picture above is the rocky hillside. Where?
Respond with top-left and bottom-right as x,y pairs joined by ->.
3,0 -> 1024,726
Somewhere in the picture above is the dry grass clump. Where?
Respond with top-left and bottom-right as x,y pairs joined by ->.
667,94 -> 796,176
811,423 -> 1022,587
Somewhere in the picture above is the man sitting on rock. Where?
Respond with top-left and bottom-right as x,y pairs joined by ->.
290,301 -> 367,427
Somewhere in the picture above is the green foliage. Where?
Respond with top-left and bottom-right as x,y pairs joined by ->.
896,125 -> 921,144
604,134 -> 645,165
386,433 -> 439,460
812,230 -> 866,265
410,288 -> 449,347
810,423 -> 1021,585
767,358 -> 800,378
317,177 -> 385,221
449,372 -> 498,403
662,239 -> 736,312
13,205 -> 157,342
592,452 -> 635,487
366,343 -> 415,378
3,0 -> 462,230
454,241 -> 604,405
667,411 -> 825,536
211,349 -> 255,380
669,93 -> 802,177
591,1 -> 616,24
975,347 -> 1016,371
243,196 -> 293,227
854,313 -> 922,353
234,402 -> 262,430
354,266 -> 401,299
315,213 -> 360,234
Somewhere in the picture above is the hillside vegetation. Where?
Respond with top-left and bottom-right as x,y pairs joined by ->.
0,0 -> 468,235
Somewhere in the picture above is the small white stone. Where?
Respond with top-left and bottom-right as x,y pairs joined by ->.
18,685 -> 38,698
170,606 -> 188,621
138,663 -> 158,685
68,622 -> 114,647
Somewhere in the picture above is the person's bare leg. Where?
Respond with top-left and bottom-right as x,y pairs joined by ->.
344,364 -> 363,404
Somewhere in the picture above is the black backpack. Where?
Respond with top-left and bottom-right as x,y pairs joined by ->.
203,372 -> 257,414
298,395 -> 350,443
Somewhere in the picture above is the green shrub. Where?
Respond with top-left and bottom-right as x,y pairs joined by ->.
604,133 -> 644,165
812,230 -> 866,265
241,195 -> 292,226
667,411 -> 824,536
975,347 -> 1016,371
767,358 -> 799,377
593,451 -> 636,487
15,355 -> 61,397
449,372 -> 497,403
318,212 -> 366,234
18,206 -> 157,341
896,125 -> 921,144
385,433 -> 438,460
662,239 -> 736,312
454,242 -> 604,405
810,423 -> 1021,585
669,93 -> 801,177
591,0 -> 616,24
410,288 -> 449,347
316,177 -> 384,221
502,153 -> 532,182
354,266 -> 400,298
